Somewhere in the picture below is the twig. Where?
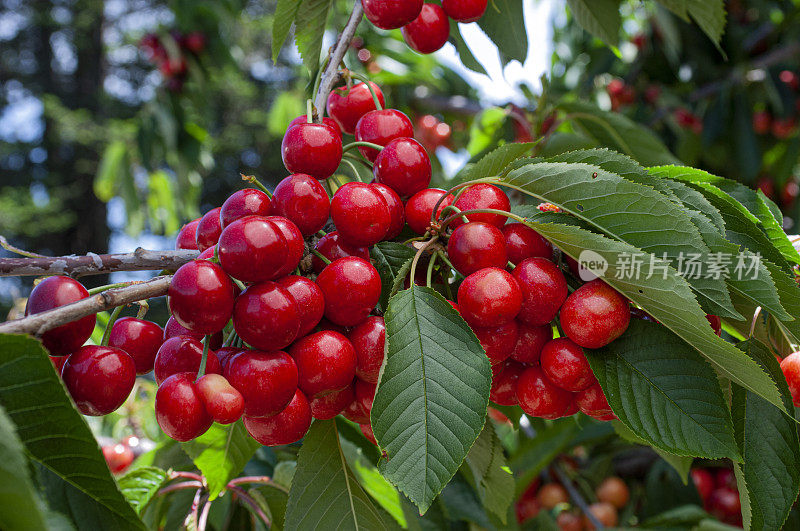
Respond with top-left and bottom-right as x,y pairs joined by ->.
551,462 -> 605,530
229,486 -> 271,526
0,236 -> 47,258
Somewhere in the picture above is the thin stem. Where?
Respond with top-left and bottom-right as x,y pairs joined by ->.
101,305 -> 124,346
231,277 -> 247,293
196,335 -> 211,382
426,252 -> 438,288
551,462 -> 605,530
197,499 -> 212,531
343,153 -> 374,170
229,486 -> 271,526
748,307 -> 762,338
342,141 -> 384,153
223,330 -> 240,348
409,237 -> 440,286
311,249 -> 332,265
440,208 -> 526,234
438,253 -> 455,301
136,300 -> 149,319
323,179 -> 335,198
438,205 -> 469,226
88,282 -> 133,295
156,481 -> 204,497
0,236 -> 47,258
341,158 -> 363,182
349,72 -> 383,110
306,99 -> 314,124
429,177 -> 501,226
330,172 -> 346,189
436,251 -> 463,279
240,174 -> 273,198
317,230 -> 327,237
169,471 -> 204,481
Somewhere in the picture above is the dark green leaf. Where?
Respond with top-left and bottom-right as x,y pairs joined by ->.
655,0 -> 688,18
565,0 -> 622,46
294,0 -> 334,74
371,242 -> 417,312
250,483 -> 289,531
448,21 -> 487,75
117,467 -> 168,516
613,421 -> 693,482
687,0 -> 727,48
477,0 -> 527,65
272,0 -> 302,62
439,475 -> 492,528
464,422 -> 514,523
509,419 -> 580,495
640,505 -> 709,528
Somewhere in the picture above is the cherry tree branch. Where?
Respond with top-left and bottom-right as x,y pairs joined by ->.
313,1 -> 364,115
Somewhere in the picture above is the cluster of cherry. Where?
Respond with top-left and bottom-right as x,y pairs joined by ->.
139,31 -> 206,92
691,467 -> 743,527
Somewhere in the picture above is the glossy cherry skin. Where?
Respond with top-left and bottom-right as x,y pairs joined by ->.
362,0 -> 423,29
225,350 -> 299,417
442,0 -> 488,22
263,215 -> 304,277
195,207 -> 223,252
281,122 -> 343,179
217,215 -> 288,283
287,115 -> 340,133
312,231 -> 371,273
516,366 -> 574,420
780,351 -> 800,406
342,395 -> 371,424
458,267 -> 522,327
511,322 -> 552,364
706,314 -> 722,336
373,138 -> 432,198
503,223 -> 553,264
62,346 -> 136,416
196,373 -> 245,424
707,487 -> 742,524
327,82 -> 385,134
354,379 -> 377,417
715,468 -> 737,489
277,275 -> 325,337
175,218 -> 201,250
155,373 -> 213,441
402,4 -> 450,54
308,384 -> 355,419
560,279 -> 631,349
447,222 -> 508,276
331,182 -> 391,247
290,331 -> 357,397
270,174 -> 331,236
371,183 -> 405,240
233,282 -> 300,351
154,336 -> 222,385
473,320 -> 518,365
355,109 -> 415,162
220,188 -> 272,228
244,389 -> 312,446
596,477 -> 629,509
540,338 -> 595,392
691,468 -> 715,503
575,383 -> 613,418
361,423 -> 377,445
511,257 -> 568,326
216,347 -> 243,373
50,355 -> 68,374
316,257 -> 382,327
451,184 -> 511,228
103,443 -> 134,474
348,316 -> 386,383
25,276 -> 95,356
490,360 -> 525,406
107,317 -> 164,375
163,316 -> 222,348
168,260 -> 235,334
405,188 -> 454,234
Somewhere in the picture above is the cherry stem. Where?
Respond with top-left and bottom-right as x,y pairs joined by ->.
409,237 -> 440,286
310,249 -> 332,265
349,72 -> 383,111
231,278 -> 247,292
0,235 -> 47,258
343,153 -> 373,170
426,252 -> 438,288
437,253 -> 455,300
101,305 -> 124,346
196,335 -> 211,382
169,471 -> 204,481
197,499 -> 212,531
341,158 -> 363,182
223,329 -> 240,348
316,230 -> 327,237
551,461 -> 606,530
136,300 -> 149,319
438,205 -> 469,226
87,282 -> 134,295
429,177 -> 501,226
240,174 -> 273,198
156,480 -> 204,497
342,141 -> 384,154
330,173 -> 346,189
229,486 -> 271,526
440,208 -> 526,234
306,99 -> 314,124
748,307 -> 762,338
435,251 -> 463,279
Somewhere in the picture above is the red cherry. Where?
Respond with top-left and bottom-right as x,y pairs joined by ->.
772,117 -> 797,139
316,257 -> 382,327
312,231 -> 371,273
176,218 -> 201,250
512,257 -> 568,326
691,468 -> 715,503
516,365 -> 574,419
447,222 -> 508,276
217,216 -> 288,283
402,4 -> 450,54
262,215 -> 304,277
316,318 -> 350,335
360,423 -> 377,445
371,183 -> 405,240
220,189 -> 272,228
362,0 -> 423,29
442,0 -> 488,22
281,122 -> 343,179
216,347 -> 242,373
196,373 -> 245,424
168,260 -> 235,334
502,223 -> 552,264
309,384 -> 355,419
290,331 -> 357,397
560,279 -> 630,348
225,350 -> 298,417
233,282 -> 300,351
195,207 -> 223,252
575,383 -> 613,418
342,396 -> 370,424
753,111 -> 772,135
287,115 -> 340,133
277,276 -> 325,337
780,352 -> 800,406
373,137 -> 432,198
348,316 -> 386,383
327,82 -> 386,134
270,174 -> 331,236
182,31 -> 206,54
25,276 -> 96,356
707,487 -> 742,522
405,188 -> 454,234
715,468 -> 737,489
331,182 -> 391,247
108,317 -> 164,375
540,338 -> 596,392
62,346 -> 136,416
103,443 -> 134,474
153,336 -> 221,385
163,316 -> 222,348
354,379 -> 377,416
50,355 -> 67,375
458,267 -> 522,327
473,320 -> 518,365
451,184 -> 511,228
155,373 -> 213,441
490,360 -> 525,406
706,314 -> 722,337
244,389 -> 312,446
355,109 -> 415,162
510,322 -> 552,364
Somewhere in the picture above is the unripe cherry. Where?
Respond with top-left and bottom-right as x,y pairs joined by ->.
780,351 -> 800,407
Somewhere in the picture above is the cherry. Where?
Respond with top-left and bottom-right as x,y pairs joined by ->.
312,231 -> 371,273
457,267 -> 522,327
362,0 -> 423,29
25,276 -> 96,356
308,384 -> 355,419
195,207 -> 223,252
331,182 -> 391,247
502,223 -> 552,264
516,365 -> 574,419
316,318 -> 350,335
405,188 -> 454,234
342,392 -> 371,424
263,215 -> 304,277
62,346 -> 136,416
371,183 -> 405,240
515,494 -> 542,524
706,314 -> 722,336
584,502 -> 619,530
217,216 -> 288,283
287,115 -> 340,133
220,188 -> 272,228
780,352 -> 800,406
512,257 -> 568,326
691,468 -> 715,503
354,379 -> 377,416
50,355 -> 67,374
402,4 -> 450,55
163,316 -> 222,348
596,477 -> 629,509
108,317 -> 164,375
556,512 -> 582,531
196,373 -> 245,424
348,316 -> 386,383
102,443 -> 134,474
290,331 -> 357,397
442,0 -> 488,22
327,81 -> 385,134
155,373 -> 213,441
373,137 -> 432,198
753,111 -> 772,135
575,383 -> 613,419
540,338 -> 596,392
473,320 -> 518,365
447,222 -> 508,276
176,218 -> 201,250
225,350 -> 298,417
315,257 -> 382,327
715,468 -> 737,490
355,109 -> 414,162
168,260 -> 235,334
233,282 -> 300,351
281,122 -> 342,179
216,347 -> 242,373
182,31 -> 206,54
707,487 -> 742,524
270,174 -> 330,236
244,389 -> 312,446
560,279 -> 630,348
276,275 -> 325,337
510,322 -> 552,364
360,423 -> 377,445
451,184 -> 511,228
154,336 -> 221,385
490,360 -> 525,406
537,483 -> 568,509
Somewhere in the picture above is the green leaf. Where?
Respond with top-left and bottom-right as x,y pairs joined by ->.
731,340 -> 800,531
477,0 -> 527,65
284,420 -> 394,530
509,419 -> 580,495
272,0 -> 302,63
0,334 -> 144,530
181,421 -> 261,500
94,141 -> 126,201
565,0 -> 622,46
640,505 -> 709,528
613,421 -> 693,482
117,467 -> 168,516
250,483 -> 289,531
370,242 -> 417,312
439,476 -> 493,528
464,422 -> 514,523
461,142 -> 536,183
294,0 -> 334,74
687,0 -> 727,48
372,286 -> 491,513
466,107 -> 508,156
448,21 -> 487,75
656,0 -> 688,18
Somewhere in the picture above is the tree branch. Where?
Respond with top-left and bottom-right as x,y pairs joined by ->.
313,1 -> 364,115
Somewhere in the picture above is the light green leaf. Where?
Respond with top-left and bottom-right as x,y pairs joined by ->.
464,422 -> 514,523
294,0 -> 334,74
94,141 -> 127,201
566,0 -> 622,46
272,0 -> 302,63
117,467 -> 168,516
370,242 -> 417,313
477,0 -> 527,65
341,438 -> 406,527
461,142 -> 536,183
466,107 -> 508,156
